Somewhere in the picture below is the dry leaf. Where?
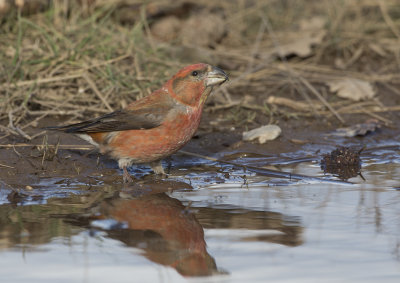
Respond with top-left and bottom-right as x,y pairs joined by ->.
180,13 -> 226,47
299,17 -> 326,30
277,31 -> 325,58
331,119 -> 380,137
275,17 -> 326,58
243,125 -> 281,144
151,16 -> 181,42
326,78 -> 375,101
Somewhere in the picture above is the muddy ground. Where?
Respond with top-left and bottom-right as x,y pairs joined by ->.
1,101 -> 399,193
1,1 -> 400,193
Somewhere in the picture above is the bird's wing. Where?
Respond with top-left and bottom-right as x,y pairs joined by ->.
46,93 -> 174,133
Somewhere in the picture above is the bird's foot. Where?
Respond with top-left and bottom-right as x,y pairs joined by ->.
150,160 -> 168,178
123,166 -> 134,183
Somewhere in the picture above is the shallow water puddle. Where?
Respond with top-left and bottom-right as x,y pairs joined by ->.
0,145 -> 399,282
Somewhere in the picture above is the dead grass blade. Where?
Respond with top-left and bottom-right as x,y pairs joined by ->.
298,76 -> 345,124
83,73 -> 114,112
0,144 -> 94,150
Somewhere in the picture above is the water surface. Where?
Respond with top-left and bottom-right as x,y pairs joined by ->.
0,144 -> 399,282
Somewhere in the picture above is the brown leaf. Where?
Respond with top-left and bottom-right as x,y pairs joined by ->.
151,16 -> 181,42
180,13 -> 226,47
274,17 -> 326,58
326,78 -> 375,101
277,31 -> 325,58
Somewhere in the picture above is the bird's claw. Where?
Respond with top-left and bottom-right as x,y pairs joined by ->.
123,166 -> 134,183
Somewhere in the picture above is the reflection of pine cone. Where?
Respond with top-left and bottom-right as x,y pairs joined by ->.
320,147 -> 362,180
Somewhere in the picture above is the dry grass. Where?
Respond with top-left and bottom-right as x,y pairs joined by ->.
1,0 -> 400,140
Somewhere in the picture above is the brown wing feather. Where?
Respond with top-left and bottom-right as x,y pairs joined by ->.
46,91 -> 174,133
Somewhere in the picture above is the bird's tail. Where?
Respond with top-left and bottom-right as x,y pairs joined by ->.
43,124 -> 80,133
43,120 -> 98,133
43,125 -> 100,146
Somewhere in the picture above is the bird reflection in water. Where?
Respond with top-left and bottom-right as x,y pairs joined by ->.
92,181 -> 219,277
86,179 -> 303,276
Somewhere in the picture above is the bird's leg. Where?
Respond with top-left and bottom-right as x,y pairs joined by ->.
149,160 -> 166,175
122,166 -> 134,183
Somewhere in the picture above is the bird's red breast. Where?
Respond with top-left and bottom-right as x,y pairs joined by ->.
92,98 -> 203,163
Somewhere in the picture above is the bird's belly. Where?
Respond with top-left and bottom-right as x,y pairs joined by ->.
99,113 -> 201,163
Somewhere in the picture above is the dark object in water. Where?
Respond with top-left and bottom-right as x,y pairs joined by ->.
321,147 -> 362,180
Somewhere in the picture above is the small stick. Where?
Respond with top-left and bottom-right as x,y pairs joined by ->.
83,73 -> 114,112
0,125 -> 21,137
358,108 -> 393,125
0,163 -> 14,169
266,96 -> 324,111
0,144 -> 93,150
0,179 -> 15,190
298,76 -> 345,124
379,0 -> 400,40
8,111 -> 32,140
382,82 -> 400,97
0,73 -> 83,89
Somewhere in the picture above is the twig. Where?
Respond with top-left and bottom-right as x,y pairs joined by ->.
0,179 -> 15,190
30,130 -> 47,140
12,144 -> 38,169
322,105 -> 400,116
134,54 -> 143,80
379,0 -> 400,40
207,101 -> 267,112
297,76 -> 345,124
0,111 -> 56,141
0,125 -> 21,137
221,87 -> 233,104
83,73 -> 114,112
0,144 -> 94,150
382,82 -> 400,97
342,46 -> 364,69
206,101 -> 241,111
11,144 -> 22,157
141,5 -> 156,53
266,96 -> 324,111
8,111 -> 32,140
335,101 -> 379,113
0,163 -> 14,169
1,73 -> 83,89
358,107 -> 393,126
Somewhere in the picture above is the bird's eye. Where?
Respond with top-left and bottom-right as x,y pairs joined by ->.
191,71 -> 198,77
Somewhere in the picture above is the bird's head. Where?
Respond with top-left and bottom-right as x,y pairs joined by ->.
166,63 -> 228,107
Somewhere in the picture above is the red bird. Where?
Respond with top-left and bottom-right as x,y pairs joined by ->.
48,63 -> 228,182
